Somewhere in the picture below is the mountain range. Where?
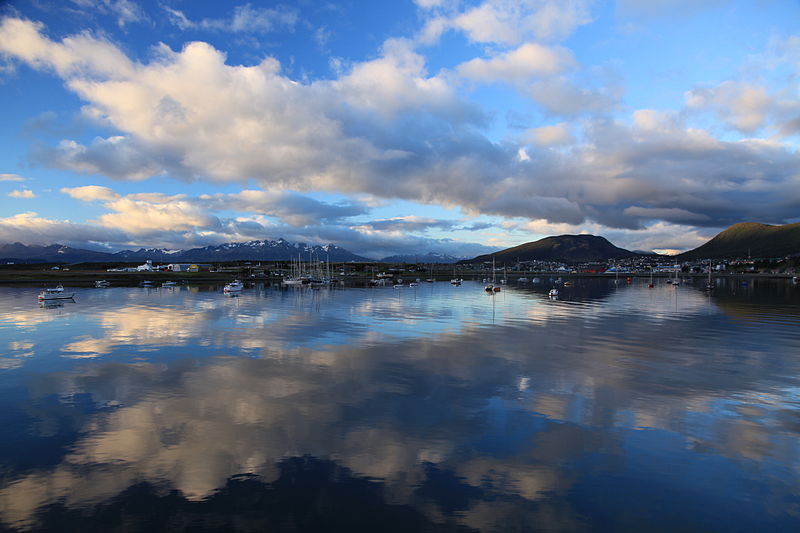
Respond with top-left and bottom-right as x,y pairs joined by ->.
0,239 -> 370,264
2,222 -> 799,264
378,252 -> 462,263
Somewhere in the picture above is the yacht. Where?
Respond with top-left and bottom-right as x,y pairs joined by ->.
223,280 -> 244,293
38,286 -> 74,301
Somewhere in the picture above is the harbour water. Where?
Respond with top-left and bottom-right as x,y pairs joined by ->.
1,279 -> 799,531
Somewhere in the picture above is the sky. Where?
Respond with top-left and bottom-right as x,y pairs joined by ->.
0,0 -> 798,258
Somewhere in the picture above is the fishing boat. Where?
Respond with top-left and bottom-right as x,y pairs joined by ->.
38,286 -> 74,301
223,280 -> 244,293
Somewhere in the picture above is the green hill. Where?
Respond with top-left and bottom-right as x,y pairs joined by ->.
677,222 -> 800,259
463,234 -> 639,264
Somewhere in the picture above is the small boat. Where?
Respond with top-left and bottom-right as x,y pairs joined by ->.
95,280 -> 110,288
38,287 -> 74,301
704,260 -> 714,291
161,281 -> 178,287
517,277 -> 529,283
140,280 -> 153,287
531,278 -> 541,285
563,281 -> 574,287
223,280 -> 244,293
548,288 -> 559,298
486,258 -> 500,293
408,282 -> 419,287
450,279 -> 461,286
793,276 -> 798,284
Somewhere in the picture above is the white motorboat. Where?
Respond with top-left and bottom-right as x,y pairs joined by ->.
223,280 -> 244,293
94,280 -> 110,288
38,287 -> 74,301
548,288 -> 559,298
161,281 -> 178,287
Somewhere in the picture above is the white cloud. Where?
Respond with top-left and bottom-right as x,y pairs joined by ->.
164,4 -> 298,34
0,173 -> 25,182
8,189 -> 36,198
686,81 -> 771,133
451,0 -> 594,45
457,43 -> 575,82
61,185 -> 120,202
0,212 -> 127,245
2,16 -> 799,240
70,0 -> 148,28
521,123 -> 574,146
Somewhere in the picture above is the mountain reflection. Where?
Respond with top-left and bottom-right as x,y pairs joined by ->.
0,282 -> 798,531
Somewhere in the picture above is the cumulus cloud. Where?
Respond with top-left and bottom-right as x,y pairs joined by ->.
0,212 -> 128,246
685,80 -> 800,137
8,189 -> 36,198
520,123 -> 574,146
450,0 -> 594,45
457,42 -> 575,82
199,190 -> 368,226
1,16 -> 799,243
353,215 -> 455,233
53,185 -> 492,257
0,173 -> 25,181
686,81 -> 771,133
61,184 -> 120,202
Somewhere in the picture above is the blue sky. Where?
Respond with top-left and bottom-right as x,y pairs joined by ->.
0,0 -> 799,258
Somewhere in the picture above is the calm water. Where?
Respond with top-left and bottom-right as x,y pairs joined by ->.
1,279 -> 799,532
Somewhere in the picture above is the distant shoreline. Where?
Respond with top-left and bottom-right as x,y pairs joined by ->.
0,269 -> 794,285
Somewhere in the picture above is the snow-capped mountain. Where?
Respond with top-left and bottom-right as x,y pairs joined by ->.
0,239 -> 370,263
379,252 -> 463,263
176,239 -> 369,262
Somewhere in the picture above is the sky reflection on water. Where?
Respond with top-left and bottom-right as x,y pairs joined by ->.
1,280 -> 799,531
